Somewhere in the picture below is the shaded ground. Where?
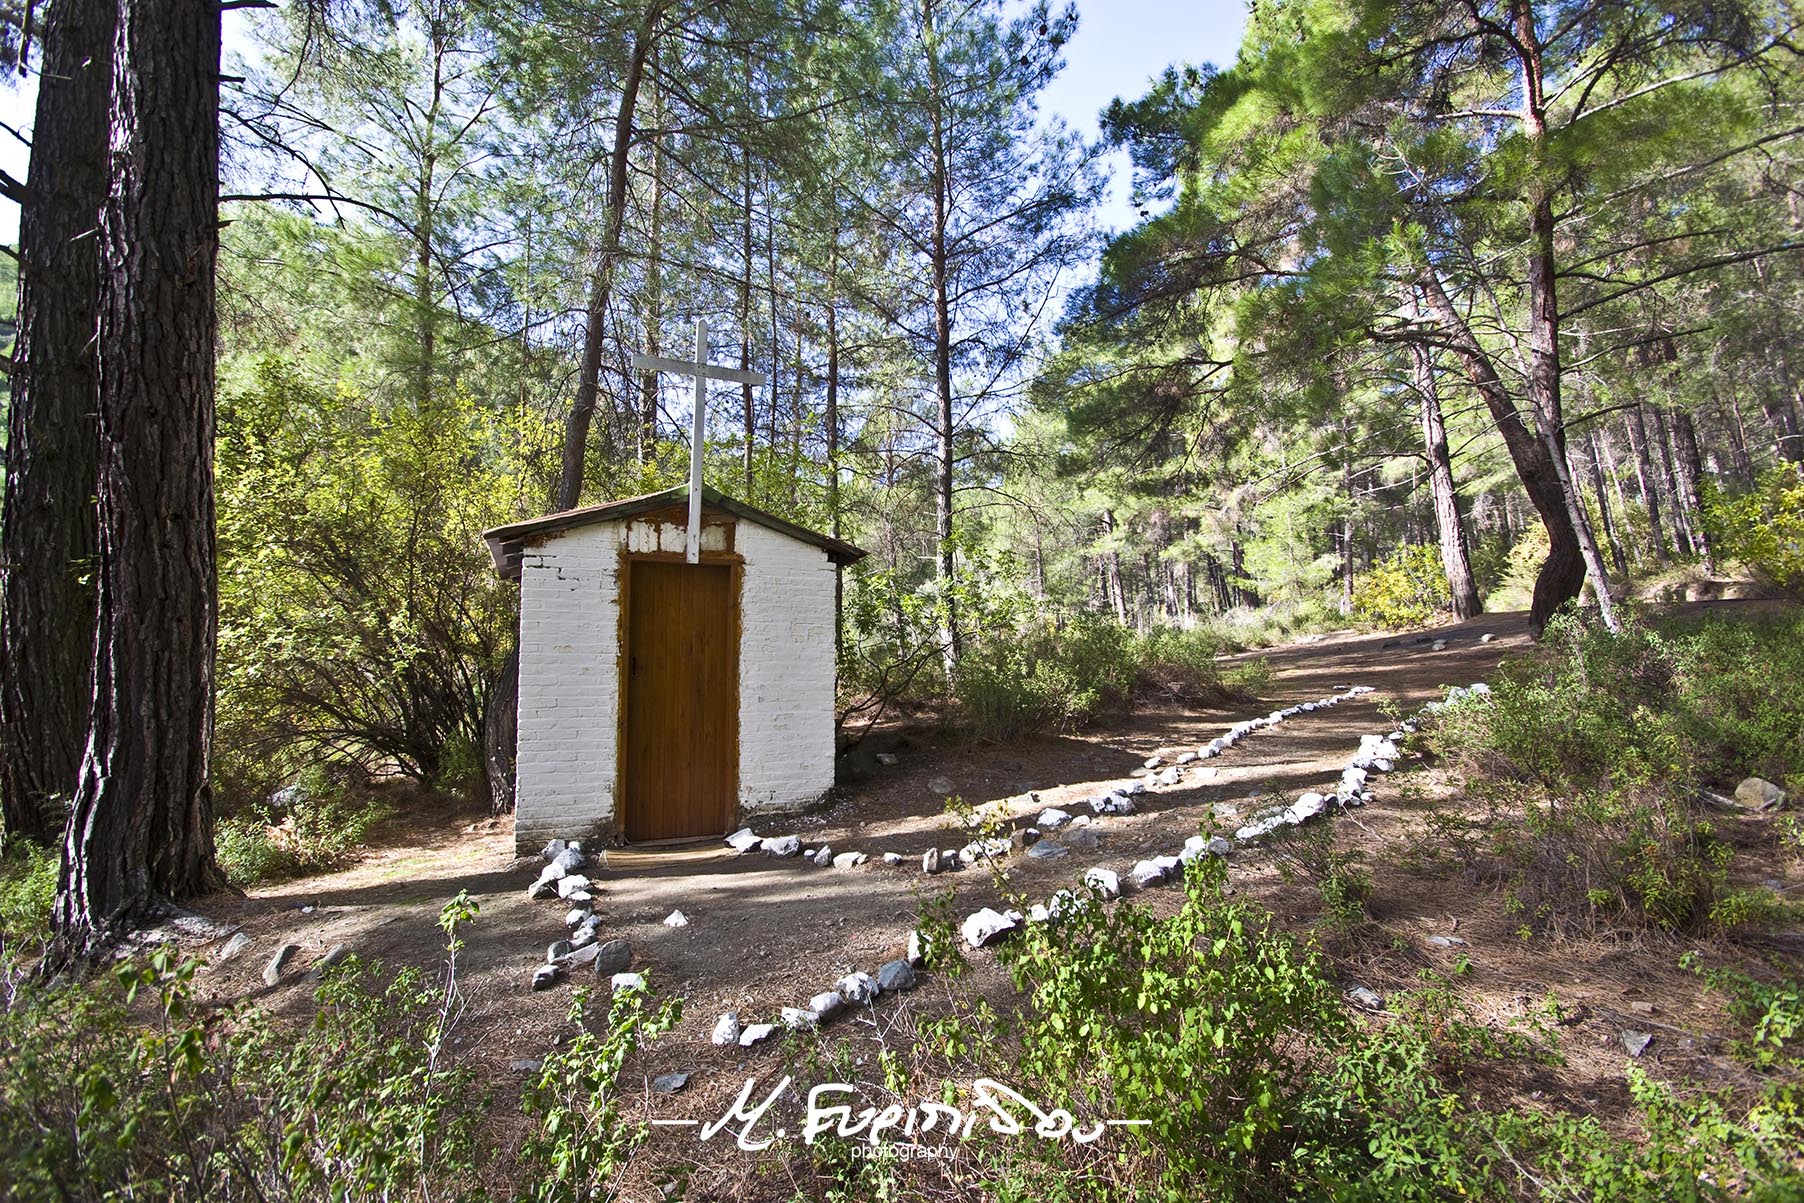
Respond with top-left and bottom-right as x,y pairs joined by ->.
185,601 -> 1800,1198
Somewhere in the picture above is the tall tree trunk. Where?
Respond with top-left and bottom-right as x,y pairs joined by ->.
1339,421 -> 1355,617
925,0 -> 959,673
0,0 -> 113,847
826,292 -> 842,660
1759,392 -> 1802,467
1419,267 -> 1584,635
1668,407 -> 1714,574
1413,342 -> 1483,618
1626,404 -> 1672,564
1512,0 -> 1617,630
740,86 -> 756,497
1584,428 -> 1630,580
637,62 -> 663,463
554,4 -> 657,511
1100,510 -> 1126,624
1719,392 -> 1755,486
1597,426 -> 1632,539
56,0 -> 227,949
1649,405 -> 1696,556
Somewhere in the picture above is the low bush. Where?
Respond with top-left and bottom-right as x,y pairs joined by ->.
1353,544 -> 1452,630
903,856 -> 1804,1200
215,788 -> 392,886
0,894 -> 680,1202
0,841 -> 57,963
1705,469 -> 1804,599
1422,607 -> 1804,931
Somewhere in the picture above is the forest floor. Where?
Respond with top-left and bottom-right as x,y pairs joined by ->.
186,600 -> 1801,1198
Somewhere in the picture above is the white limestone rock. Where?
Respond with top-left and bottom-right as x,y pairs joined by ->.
781,1006 -> 820,1030
610,972 -> 646,993
1157,767 -> 1180,786
836,971 -> 879,1005
1128,859 -> 1170,888
961,907 -> 1019,948
738,1023 -> 777,1047
712,1012 -> 743,1045
725,828 -> 760,853
761,835 -> 801,858
1083,867 -> 1122,900
663,909 -> 689,928
809,990 -> 847,1022
833,851 -> 869,870
1037,807 -> 1072,830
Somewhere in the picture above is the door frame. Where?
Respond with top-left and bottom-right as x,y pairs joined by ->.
615,548 -> 744,844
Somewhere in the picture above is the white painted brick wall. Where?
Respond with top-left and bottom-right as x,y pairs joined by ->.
513,512 -> 838,853
515,521 -> 623,852
736,522 -> 837,815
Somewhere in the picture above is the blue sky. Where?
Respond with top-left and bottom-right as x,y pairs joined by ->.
0,1 -> 1249,243
1035,0 -> 1248,231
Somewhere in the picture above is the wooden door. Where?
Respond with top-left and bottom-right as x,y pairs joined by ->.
622,560 -> 738,841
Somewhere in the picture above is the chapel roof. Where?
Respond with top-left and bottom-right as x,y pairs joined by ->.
481,483 -> 867,579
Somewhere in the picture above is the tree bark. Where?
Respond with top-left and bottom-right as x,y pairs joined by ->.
925,0 -> 959,672
1626,404 -> 1672,564
0,0 -> 113,847
1339,421 -> 1355,617
56,0 -> 227,949
1100,510 -> 1126,624
1668,407 -> 1714,574
1759,392 -> 1803,466
1418,267 -> 1583,635
1512,0 -> 1617,630
740,124 -> 756,495
554,3 -> 658,512
1413,342 -> 1483,618
1649,405 -> 1697,556
1584,428 -> 1631,580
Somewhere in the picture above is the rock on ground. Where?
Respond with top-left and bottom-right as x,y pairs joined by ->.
712,1012 -> 742,1046
1735,777 -> 1786,811
593,939 -> 632,977
876,959 -> 917,993
836,971 -> 879,1004
262,944 -> 299,987
961,907 -> 1019,948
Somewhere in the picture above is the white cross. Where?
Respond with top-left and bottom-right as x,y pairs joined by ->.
631,318 -> 765,563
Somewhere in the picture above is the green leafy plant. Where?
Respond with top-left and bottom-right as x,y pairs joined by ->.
1352,544 -> 1451,630
1704,469 -> 1804,599
516,982 -> 682,1201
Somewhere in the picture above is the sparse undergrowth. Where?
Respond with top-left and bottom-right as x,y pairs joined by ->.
864,856 -> 1804,1201
0,894 -> 679,1202
1419,606 -> 1804,933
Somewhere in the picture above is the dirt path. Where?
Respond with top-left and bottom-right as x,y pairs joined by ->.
189,611 -> 1529,1061
181,601 -> 1804,1196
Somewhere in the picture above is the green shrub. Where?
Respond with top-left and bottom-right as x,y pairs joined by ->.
517,985 -> 682,1202
1685,953 -> 1804,1072
1353,544 -> 1451,630
0,893 -> 685,1201
916,856 -> 1804,1200
954,614 -> 1136,739
0,842 -> 57,959
1705,469 -> 1804,598
1129,624 -> 1227,700
1422,608 -> 1804,931
215,790 -> 392,886
0,897 -> 488,1202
